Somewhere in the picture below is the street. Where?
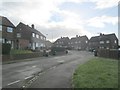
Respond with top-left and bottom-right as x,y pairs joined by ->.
2,51 -> 93,88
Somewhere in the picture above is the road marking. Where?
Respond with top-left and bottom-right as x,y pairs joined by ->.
25,76 -> 33,80
32,66 -> 36,68
57,60 -> 64,63
7,80 -> 20,86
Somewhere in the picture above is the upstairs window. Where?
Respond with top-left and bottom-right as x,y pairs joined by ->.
40,36 -> 43,39
36,34 -> 39,38
7,27 -> 13,32
17,33 -> 21,38
114,40 -> 117,44
106,40 -> 110,43
32,33 -> 35,37
100,41 -> 104,44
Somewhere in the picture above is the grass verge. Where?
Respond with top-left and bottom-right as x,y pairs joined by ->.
72,57 -> 118,88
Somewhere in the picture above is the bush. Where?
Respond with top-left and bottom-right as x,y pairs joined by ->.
51,47 -> 66,52
10,49 -> 33,55
2,43 -> 11,55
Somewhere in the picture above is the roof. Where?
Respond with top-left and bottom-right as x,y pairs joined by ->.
90,33 -> 118,42
71,35 -> 88,41
89,36 -> 100,42
0,16 -> 15,27
17,22 -> 45,37
100,33 -> 117,40
54,37 -> 70,44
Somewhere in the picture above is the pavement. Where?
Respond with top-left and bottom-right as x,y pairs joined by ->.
2,50 -> 94,88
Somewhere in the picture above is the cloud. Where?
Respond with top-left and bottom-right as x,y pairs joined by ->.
87,15 -> 118,28
90,0 -> 119,9
0,0 -> 118,42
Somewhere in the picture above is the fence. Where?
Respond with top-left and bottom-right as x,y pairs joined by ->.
98,49 -> 120,60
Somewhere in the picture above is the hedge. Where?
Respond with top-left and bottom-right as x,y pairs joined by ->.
2,43 -> 11,55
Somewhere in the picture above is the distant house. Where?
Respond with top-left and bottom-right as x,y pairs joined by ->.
88,36 -> 100,51
0,16 -> 16,49
45,40 -> 53,49
89,33 -> 118,50
15,22 -> 46,50
69,35 -> 89,50
53,37 -> 70,48
99,33 -> 118,49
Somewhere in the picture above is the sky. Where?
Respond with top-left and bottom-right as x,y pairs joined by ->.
0,0 -> 119,42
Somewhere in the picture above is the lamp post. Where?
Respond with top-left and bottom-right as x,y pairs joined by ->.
45,34 -> 48,49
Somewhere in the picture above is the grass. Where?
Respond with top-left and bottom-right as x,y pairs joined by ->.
72,57 -> 118,88
10,49 -> 33,55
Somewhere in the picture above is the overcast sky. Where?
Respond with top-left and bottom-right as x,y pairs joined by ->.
0,0 -> 119,42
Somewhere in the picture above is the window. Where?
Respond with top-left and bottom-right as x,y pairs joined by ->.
114,40 -> 117,44
100,41 -> 104,44
40,36 -> 43,40
32,33 -> 35,37
75,41 -> 77,44
44,37 -> 46,40
6,40 -> 11,44
36,43 -> 39,47
106,47 -> 109,49
7,27 -> 13,32
0,25 -> 2,31
106,40 -> 110,43
17,33 -> 21,38
2,38 -> 5,43
36,34 -> 39,38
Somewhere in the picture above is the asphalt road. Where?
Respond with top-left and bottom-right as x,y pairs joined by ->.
2,50 -> 93,88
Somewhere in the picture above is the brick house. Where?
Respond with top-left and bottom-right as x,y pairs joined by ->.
53,37 -> 70,48
89,33 -> 118,51
88,36 -> 100,51
69,35 -> 89,50
0,16 -> 16,49
45,40 -> 53,49
15,22 -> 46,50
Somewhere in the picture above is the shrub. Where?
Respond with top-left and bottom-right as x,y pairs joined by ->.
51,47 -> 66,52
2,43 -> 11,55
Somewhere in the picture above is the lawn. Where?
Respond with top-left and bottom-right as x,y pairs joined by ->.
72,57 -> 118,88
10,49 -> 33,55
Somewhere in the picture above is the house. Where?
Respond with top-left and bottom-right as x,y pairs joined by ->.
89,33 -> 118,51
15,22 -> 46,50
0,16 -> 16,49
69,35 -> 89,50
45,40 -> 53,49
99,33 -> 118,49
53,37 -> 70,48
88,36 -> 100,51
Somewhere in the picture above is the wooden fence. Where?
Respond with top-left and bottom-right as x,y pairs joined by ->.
98,49 -> 120,60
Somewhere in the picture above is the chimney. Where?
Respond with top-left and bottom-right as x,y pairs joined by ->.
76,35 -> 78,38
100,33 -> 103,36
31,24 -> 34,29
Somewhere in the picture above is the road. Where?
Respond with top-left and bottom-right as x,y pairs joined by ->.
2,51 -> 93,88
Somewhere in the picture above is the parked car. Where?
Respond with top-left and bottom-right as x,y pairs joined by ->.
43,49 -> 51,57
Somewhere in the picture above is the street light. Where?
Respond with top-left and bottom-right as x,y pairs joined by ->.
45,34 -> 48,49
